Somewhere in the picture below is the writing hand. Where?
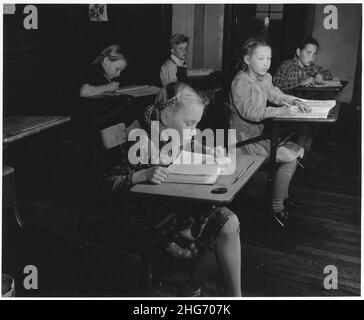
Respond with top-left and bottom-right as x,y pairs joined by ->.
106,81 -> 120,92
294,100 -> 312,113
145,166 -> 169,184
299,77 -> 315,86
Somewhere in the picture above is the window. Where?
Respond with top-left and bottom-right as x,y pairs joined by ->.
256,4 -> 283,20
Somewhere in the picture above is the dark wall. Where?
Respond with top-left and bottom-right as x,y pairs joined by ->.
3,4 -> 172,116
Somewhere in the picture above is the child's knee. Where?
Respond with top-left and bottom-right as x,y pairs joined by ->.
213,207 -> 240,234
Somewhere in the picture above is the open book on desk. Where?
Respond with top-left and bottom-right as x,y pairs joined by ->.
278,100 -> 336,119
164,150 -> 231,184
115,85 -> 160,97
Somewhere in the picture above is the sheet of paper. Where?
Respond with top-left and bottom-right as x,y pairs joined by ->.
279,100 -> 336,119
187,68 -> 214,77
115,85 -> 160,97
172,150 -> 214,165
309,80 -> 342,88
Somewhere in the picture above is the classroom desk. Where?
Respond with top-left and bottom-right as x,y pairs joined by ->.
80,90 -> 157,128
290,80 -> 348,99
131,152 -> 265,206
266,101 -> 341,205
3,116 -> 71,145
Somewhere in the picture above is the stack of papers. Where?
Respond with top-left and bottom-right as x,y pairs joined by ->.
116,85 -> 160,97
279,100 -> 336,119
187,68 -> 214,77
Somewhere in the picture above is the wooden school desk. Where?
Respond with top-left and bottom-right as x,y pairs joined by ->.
3,116 -> 71,145
266,101 -> 341,205
290,80 -> 348,100
81,88 -> 158,128
131,151 -> 265,206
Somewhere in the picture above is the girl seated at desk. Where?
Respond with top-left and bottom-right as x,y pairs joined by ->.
102,82 -> 242,297
78,44 -> 128,97
229,38 -> 310,228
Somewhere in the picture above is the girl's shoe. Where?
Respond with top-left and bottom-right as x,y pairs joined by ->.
178,286 -> 202,297
273,209 -> 289,228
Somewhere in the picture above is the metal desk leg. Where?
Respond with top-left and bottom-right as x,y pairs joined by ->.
266,122 -> 279,210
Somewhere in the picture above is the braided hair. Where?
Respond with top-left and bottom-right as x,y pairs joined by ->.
93,44 -> 127,64
235,37 -> 269,72
153,82 -> 205,120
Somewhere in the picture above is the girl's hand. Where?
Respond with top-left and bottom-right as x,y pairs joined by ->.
294,100 -> 312,113
206,146 -> 225,158
145,166 -> 169,184
315,73 -> 325,84
299,77 -> 315,86
106,81 -> 120,92
279,106 -> 295,116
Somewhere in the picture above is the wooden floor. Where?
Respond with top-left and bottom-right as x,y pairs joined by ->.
150,146 -> 361,297
3,105 -> 361,297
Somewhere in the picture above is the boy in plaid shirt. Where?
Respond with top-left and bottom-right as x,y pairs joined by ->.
273,37 -> 333,168
273,37 -> 332,93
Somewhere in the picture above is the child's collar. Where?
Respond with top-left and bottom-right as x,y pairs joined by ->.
171,54 -> 186,67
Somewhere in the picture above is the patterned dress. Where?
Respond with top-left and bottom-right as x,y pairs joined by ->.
230,71 -> 303,161
100,106 -> 236,260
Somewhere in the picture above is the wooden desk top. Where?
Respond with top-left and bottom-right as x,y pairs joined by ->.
272,101 -> 341,123
3,115 -> 71,145
292,80 -> 348,93
131,153 -> 265,205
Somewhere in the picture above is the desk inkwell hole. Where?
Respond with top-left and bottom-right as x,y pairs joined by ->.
211,187 -> 227,194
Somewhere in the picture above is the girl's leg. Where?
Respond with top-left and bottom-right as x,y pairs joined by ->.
186,213 -> 241,297
272,159 -> 297,213
215,218 -> 241,296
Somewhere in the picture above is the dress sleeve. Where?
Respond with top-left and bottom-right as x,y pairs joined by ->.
160,61 -> 177,86
231,74 -> 284,122
266,74 -> 297,106
100,142 -> 145,193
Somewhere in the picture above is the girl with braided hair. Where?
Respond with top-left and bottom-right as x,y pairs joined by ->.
102,82 -> 242,296
77,44 -> 128,97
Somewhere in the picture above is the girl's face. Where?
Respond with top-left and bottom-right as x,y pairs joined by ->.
244,45 -> 271,78
171,42 -> 189,61
103,58 -> 127,79
297,44 -> 318,67
162,101 -> 203,145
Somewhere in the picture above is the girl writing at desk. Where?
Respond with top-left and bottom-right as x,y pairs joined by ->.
230,38 -> 310,228
78,44 -> 128,97
102,82 -> 242,297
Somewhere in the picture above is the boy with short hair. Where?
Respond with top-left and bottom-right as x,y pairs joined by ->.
160,34 -> 189,86
273,37 -> 332,93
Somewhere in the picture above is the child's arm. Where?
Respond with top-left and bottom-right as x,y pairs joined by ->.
79,82 -> 120,97
313,65 -> 333,82
160,62 -> 178,86
231,76 -> 289,122
267,74 -> 300,106
273,61 -> 299,93
102,166 -> 169,192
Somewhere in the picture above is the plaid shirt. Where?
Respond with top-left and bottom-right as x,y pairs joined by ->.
273,57 -> 332,93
